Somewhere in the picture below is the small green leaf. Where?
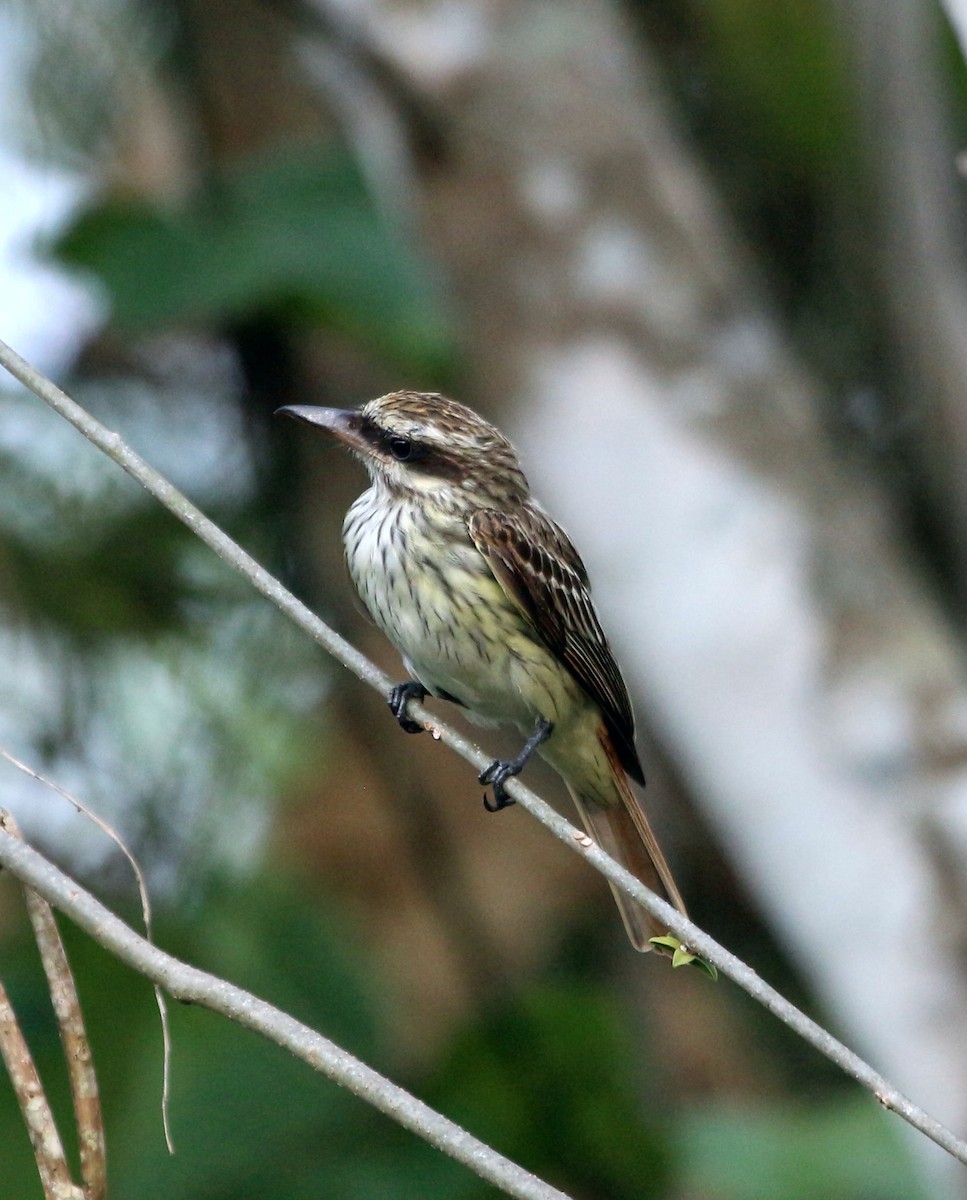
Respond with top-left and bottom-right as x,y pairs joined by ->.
672,945 -> 694,968
649,935 -> 718,980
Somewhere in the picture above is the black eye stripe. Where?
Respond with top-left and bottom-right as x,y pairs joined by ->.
358,417 -> 436,466
385,432 -> 429,462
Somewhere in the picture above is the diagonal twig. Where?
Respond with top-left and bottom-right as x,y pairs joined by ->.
9,806 -> 108,1200
0,811 -> 88,1200
0,825 -> 570,1200
0,980 -> 84,1200
1,746 -> 175,1155
1,336 -> 967,1165
22,890 -> 106,1200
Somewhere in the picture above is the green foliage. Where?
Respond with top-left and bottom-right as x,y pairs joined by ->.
104,878 -> 384,1200
678,1097 -> 932,1200
0,388 -> 244,643
696,0 -> 851,177
0,386 -> 325,890
0,7 -> 953,1197
2,876 -> 667,1200
0,874 -> 390,1200
54,146 -> 452,372
0,865 -> 934,1200
426,983 -> 672,1199
634,0 -> 872,392
4,498 -> 198,639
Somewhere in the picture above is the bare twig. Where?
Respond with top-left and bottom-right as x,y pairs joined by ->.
1,746 -> 175,1153
23,889 -> 107,1200
0,817 -> 87,1200
0,826 -> 570,1200
15,830 -> 108,1200
2,336 -> 967,1165
0,981 -> 84,1200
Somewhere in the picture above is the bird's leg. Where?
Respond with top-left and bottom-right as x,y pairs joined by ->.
388,681 -> 428,734
479,718 -> 554,812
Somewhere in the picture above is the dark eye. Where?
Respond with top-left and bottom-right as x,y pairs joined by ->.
387,434 -> 430,462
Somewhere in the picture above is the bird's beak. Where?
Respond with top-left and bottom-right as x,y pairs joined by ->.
275,405 -> 368,453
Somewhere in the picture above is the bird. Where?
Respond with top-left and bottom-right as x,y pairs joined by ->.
277,390 -> 689,953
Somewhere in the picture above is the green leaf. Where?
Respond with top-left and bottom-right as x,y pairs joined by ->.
53,145 -> 452,370
649,935 -> 718,979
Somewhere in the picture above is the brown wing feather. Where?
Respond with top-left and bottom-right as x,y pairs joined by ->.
468,506 -> 645,784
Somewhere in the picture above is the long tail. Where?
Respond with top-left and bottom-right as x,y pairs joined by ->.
566,727 -> 687,952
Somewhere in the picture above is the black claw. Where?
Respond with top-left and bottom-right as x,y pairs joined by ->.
479,760 -> 517,811
388,681 -> 428,734
479,718 -> 554,813
483,789 -> 514,812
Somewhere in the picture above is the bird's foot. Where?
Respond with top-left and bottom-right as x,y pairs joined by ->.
388,681 -> 428,734
479,718 -> 554,812
479,759 -> 519,811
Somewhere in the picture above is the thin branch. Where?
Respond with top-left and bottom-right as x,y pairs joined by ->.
0,812 -> 87,1200
0,826 -> 570,1200
9,807 -> 108,1200
0,980 -> 84,1200
2,336 -> 967,1165
1,746 -> 175,1154
22,890 -> 106,1200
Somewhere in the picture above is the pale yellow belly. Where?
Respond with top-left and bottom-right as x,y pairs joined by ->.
343,492 -> 617,803
345,494 -> 584,730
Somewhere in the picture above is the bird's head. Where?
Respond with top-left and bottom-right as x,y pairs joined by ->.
277,391 -> 529,509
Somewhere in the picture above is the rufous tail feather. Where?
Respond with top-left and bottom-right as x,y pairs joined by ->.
566,726 -> 687,952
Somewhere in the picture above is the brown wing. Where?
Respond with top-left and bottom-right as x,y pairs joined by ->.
468,506 -> 644,784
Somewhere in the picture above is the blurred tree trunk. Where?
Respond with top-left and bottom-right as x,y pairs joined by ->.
346,0 -> 967,1186
844,0 -> 967,601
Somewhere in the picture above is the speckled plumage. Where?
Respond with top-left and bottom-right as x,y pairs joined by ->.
288,390 -> 687,949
